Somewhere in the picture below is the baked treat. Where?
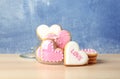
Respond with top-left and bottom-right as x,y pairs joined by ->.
88,57 -> 97,61
88,60 -> 97,64
36,24 -> 71,49
81,49 -> 98,64
54,30 -> 71,49
46,30 -> 71,49
36,40 -> 64,64
36,47 -> 41,62
81,49 -> 98,57
36,24 -> 62,40
64,41 -> 88,66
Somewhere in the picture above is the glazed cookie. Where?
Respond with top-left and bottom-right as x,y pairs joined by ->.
36,47 -> 41,62
36,24 -> 71,49
88,57 -> 97,64
88,60 -> 97,64
36,24 -> 62,40
81,49 -> 98,57
36,40 -> 64,64
55,30 -> 71,49
46,30 -> 71,49
88,57 -> 97,61
64,41 -> 88,66
81,49 -> 98,64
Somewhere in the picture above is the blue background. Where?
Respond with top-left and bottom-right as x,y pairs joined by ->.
0,0 -> 120,54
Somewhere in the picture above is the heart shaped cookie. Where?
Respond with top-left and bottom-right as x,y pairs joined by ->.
64,41 -> 88,66
36,24 -> 71,49
46,30 -> 71,49
36,40 -> 64,64
36,24 -> 61,40
55,30 -> 71,49
36,47 -> 41,62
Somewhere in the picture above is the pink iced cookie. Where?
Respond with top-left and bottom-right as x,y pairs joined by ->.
36,47 -> 42,62
36,24 -> 71,49
55,30 -> 71,49
47,30 -> 71,49
38,40 -> 64,64
81,49 -> 98,57
36,47 -> 41,57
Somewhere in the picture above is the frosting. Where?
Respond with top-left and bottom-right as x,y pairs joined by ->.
36,47 -> 41,57
64,41 -> 88,65
46,33 -> 58,40
36,24 -> 61,40
46,30 -> 71,49
55,30 -> 71,49
41,40 -> 63,62
81,49 -> 97,54
36,24 -> 71,49
71,49 -> 82,61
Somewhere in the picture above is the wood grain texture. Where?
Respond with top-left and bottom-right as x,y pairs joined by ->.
0,54 -> 120,79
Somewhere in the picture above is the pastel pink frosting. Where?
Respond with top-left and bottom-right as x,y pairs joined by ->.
41,40 -> 63,62
81,49 -> 97,54
71,49 -> 82,61
46,30 -> 71,49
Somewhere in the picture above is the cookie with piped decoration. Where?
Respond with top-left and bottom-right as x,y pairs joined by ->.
81,49 -> 98,57
36,24 -> 71,49
36,24 -> 62,40
81,49 -> 98,64
64,41 -> 88,66
36,40 -> 64,65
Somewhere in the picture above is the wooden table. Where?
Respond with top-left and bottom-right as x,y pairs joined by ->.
0,54 -> 120,79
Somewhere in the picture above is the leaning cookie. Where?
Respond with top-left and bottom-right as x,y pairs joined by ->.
36,40 -> 64,65
36,46 -> 41,63
64,41 -> 88,66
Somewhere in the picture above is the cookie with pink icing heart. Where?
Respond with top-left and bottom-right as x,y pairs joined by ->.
36,40 -> 64,64
36,24 -> 71,49
64,41 -> 88,66
47,30 -> 71,49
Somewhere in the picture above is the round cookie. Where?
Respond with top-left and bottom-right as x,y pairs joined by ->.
89,57 -> 97,61
81,49 -> 98,64
88,60 -> 97,64
81,49 -> 98,57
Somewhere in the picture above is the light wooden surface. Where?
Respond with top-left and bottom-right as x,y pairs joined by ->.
0,54 -> 120,79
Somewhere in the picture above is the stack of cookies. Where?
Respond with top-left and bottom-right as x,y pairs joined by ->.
36,24 -> 71,64
81,49 -> 98,64
36,24 -> 98,66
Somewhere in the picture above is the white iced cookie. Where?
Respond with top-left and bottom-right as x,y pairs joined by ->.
64,41 -> 88,66
36,24 -> 62,40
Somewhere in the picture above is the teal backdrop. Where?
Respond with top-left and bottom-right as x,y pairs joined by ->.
0,0 -> 120,53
